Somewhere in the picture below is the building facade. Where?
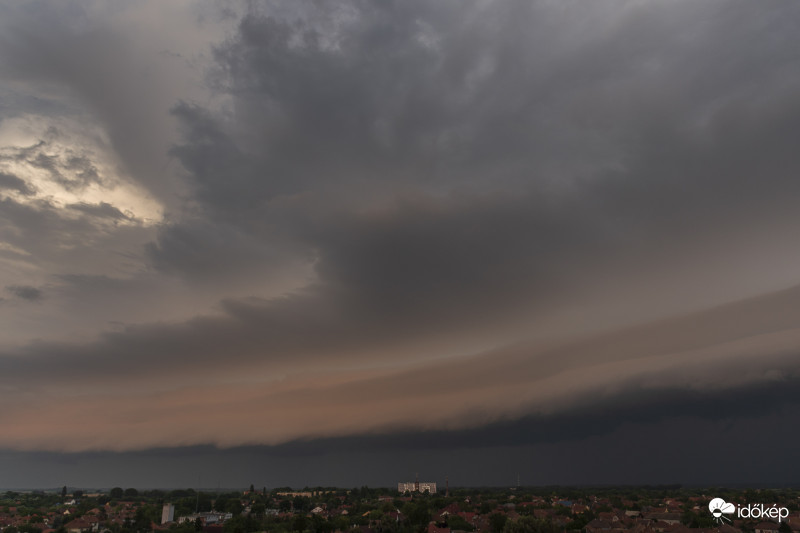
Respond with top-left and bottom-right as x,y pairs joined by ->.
161,504 -> 175,524
398,481 -> 437,494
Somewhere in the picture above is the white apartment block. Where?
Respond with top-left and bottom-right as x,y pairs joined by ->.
398,481 -> 437,494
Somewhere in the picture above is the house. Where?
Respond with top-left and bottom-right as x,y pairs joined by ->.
714,524 -> 742,533
428,523 -> 450,533
573,504 -> 590,514
649,513 -> 682,526
65,519 -> 95,533
585,519 -> 615,533
437,504 -> 462,520
755,522 -> 781,533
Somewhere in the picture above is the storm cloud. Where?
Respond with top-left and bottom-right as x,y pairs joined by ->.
1,0 -> 800,486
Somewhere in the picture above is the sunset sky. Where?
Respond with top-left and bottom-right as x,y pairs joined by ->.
2,0 -> 800,489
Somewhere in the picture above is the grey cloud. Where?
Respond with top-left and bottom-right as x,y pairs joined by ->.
161,0 -> 800,308
187,0 -> 800,207
5,284 -> 42,301
0,195 -> 158,346
67,201 -> 130,221
4,0 -> 800,379
172,2 -> 473,212
259,379 -> 800,456
0,172 -> 35,195
2,409 -> 799,488
0,0 -> 216,209
144,218 -> 305,283
116,189 -> 614,386
2,280 -> 800,452
0,140 -> 108,191
2,0 -> 800,462
0,196 -> 113,257
57,273 -> 136,291
304,192 -> 597,319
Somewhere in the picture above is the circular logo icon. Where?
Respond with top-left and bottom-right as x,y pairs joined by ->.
709,498 -> 735,522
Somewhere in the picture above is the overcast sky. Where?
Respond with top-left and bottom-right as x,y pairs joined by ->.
2,0 -> 800,489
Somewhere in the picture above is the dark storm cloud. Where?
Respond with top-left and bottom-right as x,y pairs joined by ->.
2,281 -> 800,453
254,377 -> 800,456
132,0 -> 800,399
148,188 -> 601,315
5,284 -> 42,301
162,0 -> 800,302
188,0 -> 800,202
3,0 -> 800,464
171,1 -> 509,211
0,188 -> 615,386
3,406 -> 800,489
144,218 -> 304,282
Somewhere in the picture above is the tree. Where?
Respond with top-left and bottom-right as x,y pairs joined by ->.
215,497 -> 229,513
503,516 -> 558,533
291,515 -> 307,533
124,488 -> 139,498
168,521 -> 197,533
133,505 -> 158,532
110,487 -> 124,499
292,496 -> 309,512
332,516 -> 350,531
489,514 -> 507,533
62,487 -> 67,499
404,501 -> 430,527
567,511 -> 594,531
315,517 -> 334,533
251,503 -> 266,517
226,500 -> 243,517
447,515 -> 474,532
681,510 -> 713,529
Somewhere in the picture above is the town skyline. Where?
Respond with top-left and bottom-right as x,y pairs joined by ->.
2,484 -> 800,533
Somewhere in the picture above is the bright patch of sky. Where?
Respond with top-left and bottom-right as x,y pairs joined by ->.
0,114 -> 163,225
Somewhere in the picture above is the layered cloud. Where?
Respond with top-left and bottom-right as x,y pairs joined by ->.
2,283 -> 800,452
1,0 -> 800,461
